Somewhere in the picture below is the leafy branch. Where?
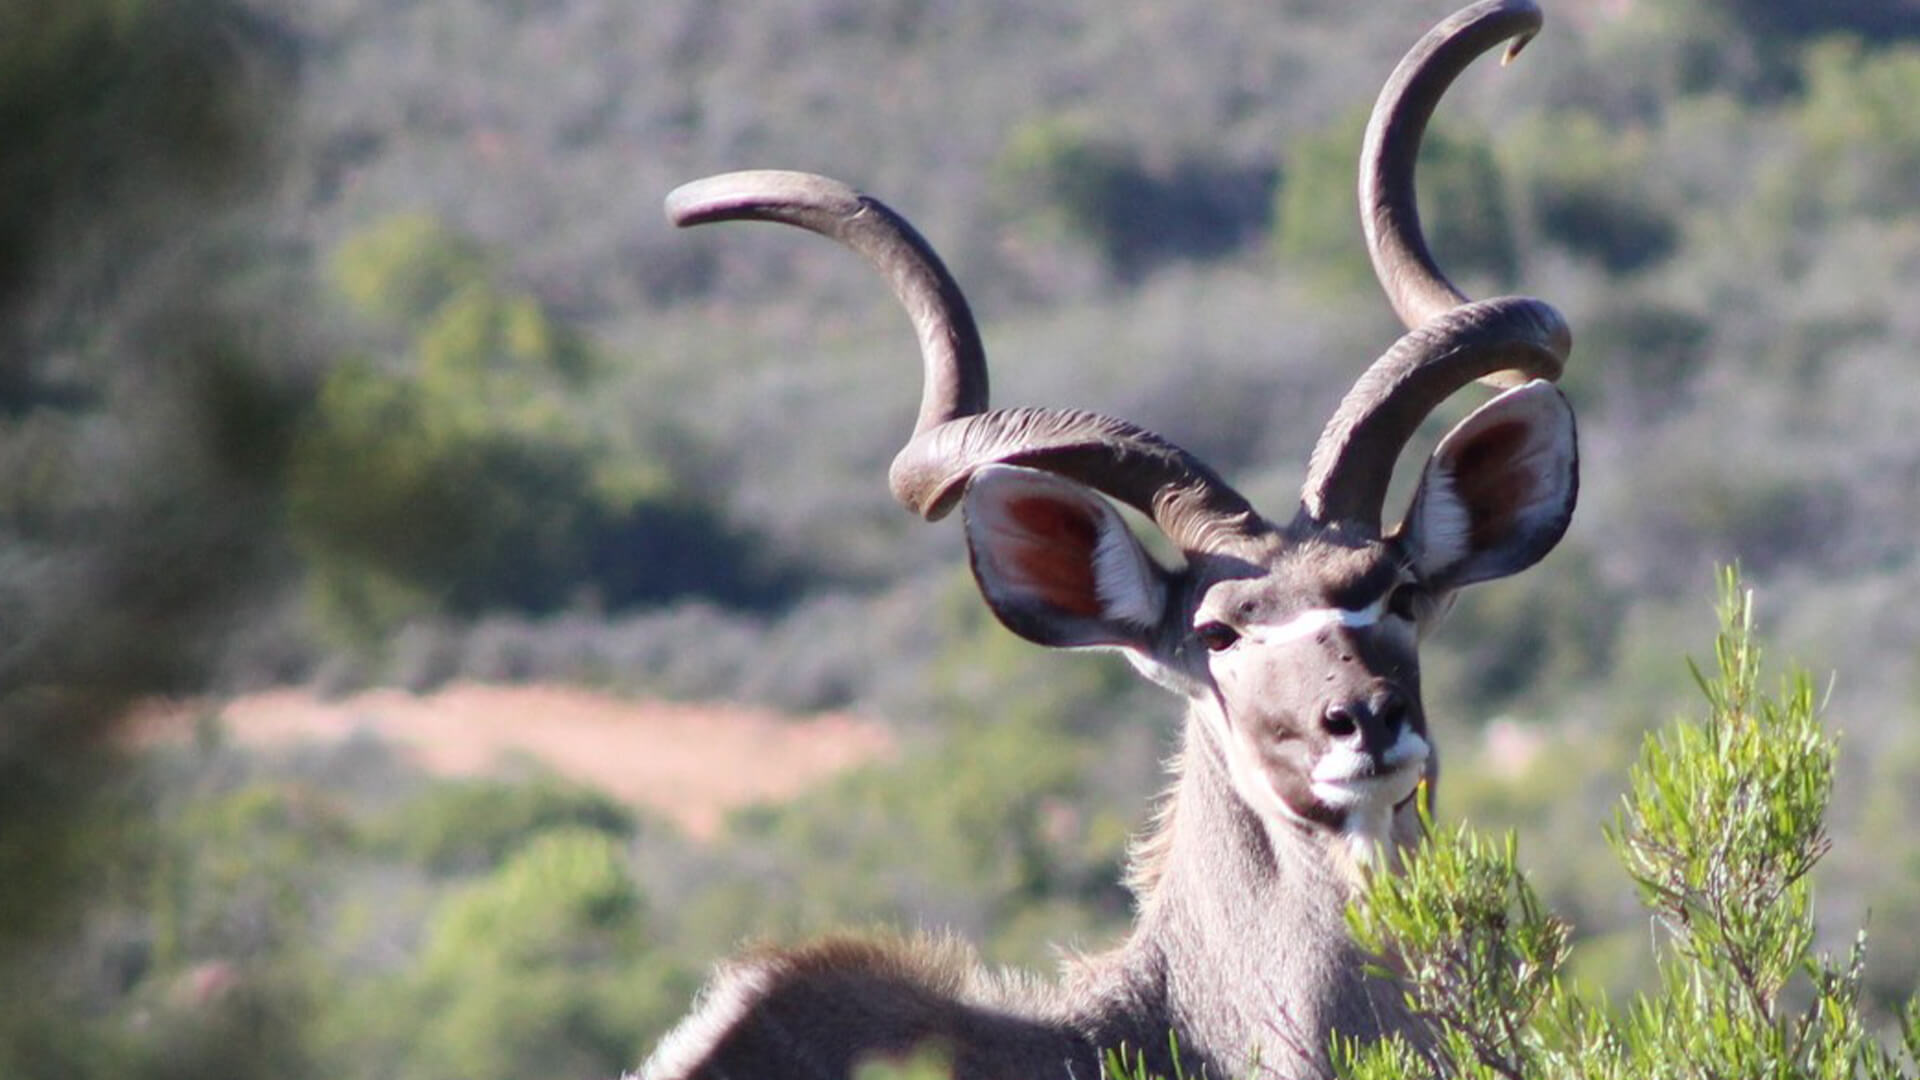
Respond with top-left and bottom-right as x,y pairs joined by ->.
1341,568 -> 1919,1080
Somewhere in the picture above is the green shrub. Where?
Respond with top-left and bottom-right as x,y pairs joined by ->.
1340,570 -> 1920,1080
329,215 -> 491,328
372,829 -> 670,1080
1503,110 -> 1679,276
993,115 -> 1277,283
1574,298 -> 1711,420
290,215 -> 790,640
1790,38 -> 1920,220
376,774 -> 636,876
719,710 -> 1134,963
1277,109 -> 1515,295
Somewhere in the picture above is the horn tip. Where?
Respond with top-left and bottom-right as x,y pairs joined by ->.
664,170 -> 862,229
1500,29 -> 1538,66
663,176 -> 730,229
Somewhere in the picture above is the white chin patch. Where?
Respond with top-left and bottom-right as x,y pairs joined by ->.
1309,730 -> 1428,812
1318,731 -> 1429,867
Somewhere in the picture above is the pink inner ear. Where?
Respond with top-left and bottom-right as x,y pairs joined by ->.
1448,420 -> 1541,547
1003,495 -> 1103,617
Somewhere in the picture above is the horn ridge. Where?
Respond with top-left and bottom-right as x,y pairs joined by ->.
1300,295 -> 1569,529
668,169 -> 1272,554
1301,0 -> 1563,533
666,169 -> 989,434
891,407 -> 1269,555
1360,0 -> 1543,331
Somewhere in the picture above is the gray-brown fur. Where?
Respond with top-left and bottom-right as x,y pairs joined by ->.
646,3 -> 1569,1078
643,717 -> 1417,1080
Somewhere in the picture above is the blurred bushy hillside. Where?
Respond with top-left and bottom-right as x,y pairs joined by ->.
10,0 -> 1920,1075
256,0 -> 1920,729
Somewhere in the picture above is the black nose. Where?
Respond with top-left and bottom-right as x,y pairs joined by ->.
1321,686 -> 1410,757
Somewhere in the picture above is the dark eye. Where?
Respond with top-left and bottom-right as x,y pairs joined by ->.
1387,583 -> 1422,621
1195,621 -> 1241,653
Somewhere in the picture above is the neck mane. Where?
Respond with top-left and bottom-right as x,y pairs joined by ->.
1066,719 -> 1415,1079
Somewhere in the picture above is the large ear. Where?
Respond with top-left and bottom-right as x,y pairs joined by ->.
961,465 -> 1169,649
1397,380 -> 1577,589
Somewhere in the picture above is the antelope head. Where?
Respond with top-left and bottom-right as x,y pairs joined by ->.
668,2 -> 1570,871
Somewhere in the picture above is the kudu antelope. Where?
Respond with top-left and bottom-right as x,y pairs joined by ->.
644,2 -> 1574,1077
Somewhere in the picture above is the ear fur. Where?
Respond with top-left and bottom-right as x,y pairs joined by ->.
1398,380 -> 1577,589
960,465 -> 1167,649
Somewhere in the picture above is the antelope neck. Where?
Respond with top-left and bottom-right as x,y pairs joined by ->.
1107,723 -> 1395,1078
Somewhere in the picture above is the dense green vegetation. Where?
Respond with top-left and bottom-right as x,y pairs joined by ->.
1342,573 -> 1919,1080
9,0 -> 1920,1076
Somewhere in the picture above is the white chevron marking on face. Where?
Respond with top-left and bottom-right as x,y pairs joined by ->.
1238,598 -> 1386,647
